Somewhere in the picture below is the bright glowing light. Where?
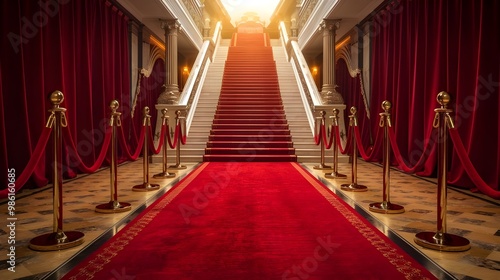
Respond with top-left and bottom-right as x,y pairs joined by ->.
221,0 -> 281,25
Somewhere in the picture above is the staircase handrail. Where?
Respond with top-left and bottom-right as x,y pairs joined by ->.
177,21 -> 222,136
279,21 -> 322,134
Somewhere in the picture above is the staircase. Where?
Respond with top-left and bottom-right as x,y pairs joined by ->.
164,41 -> 228,163
203,33 -> 297,162
272,41 -> 332,163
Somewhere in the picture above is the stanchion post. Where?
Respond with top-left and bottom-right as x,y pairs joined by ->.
369,101 -> 404,214
325,108 -> 347,178
341,107 -> 368,192
153,108 -> 176,178
169,110 -> 187,170
314,111 -> 332,170
132,107 -> 160,192
95,100 -> 132,213
29,91 -> 85,251
414,92 -> 470,251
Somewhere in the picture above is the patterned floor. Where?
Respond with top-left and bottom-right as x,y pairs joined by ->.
0,159 -> 499,279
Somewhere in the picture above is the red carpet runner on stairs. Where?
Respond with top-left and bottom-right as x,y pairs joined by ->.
63,162 -> 436,280
203,32 -> 297,162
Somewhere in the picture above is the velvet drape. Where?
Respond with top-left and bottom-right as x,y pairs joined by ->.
1,0 -> 131,190
340,0 -> 499,196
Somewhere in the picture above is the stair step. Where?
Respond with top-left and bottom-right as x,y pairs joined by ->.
203,154 -> 297,162
212,119 -> 288,124
211,124 -> 289,130
215,110 -> 284,115
205,148 -> 296,155
218,101 -> 283,106
213,114 -> 286,119
208,135 -> 292,141
210,129 -> 291,135
206,141 -> 293,148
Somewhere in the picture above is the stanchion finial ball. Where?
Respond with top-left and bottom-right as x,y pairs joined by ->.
350,106 -> 357,114
381,100 -> 392,111
144,106 -> 150,114
437,91 -> 450,106
109,100 -> 119,110
50,90 -> 64,105
332,108 -> 339,116
161,108 -> 168,115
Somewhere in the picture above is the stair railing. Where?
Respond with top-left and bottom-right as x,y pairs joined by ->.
180,21 -> 222,134
279,21 -> 326,134
155,21 -> 222,138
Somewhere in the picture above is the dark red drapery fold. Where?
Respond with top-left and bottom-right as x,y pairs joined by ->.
1,0 -> 131,192
368,0 -> 499,196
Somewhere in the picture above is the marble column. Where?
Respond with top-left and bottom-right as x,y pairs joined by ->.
319,19 -> 343,104
158,19 -> 181,104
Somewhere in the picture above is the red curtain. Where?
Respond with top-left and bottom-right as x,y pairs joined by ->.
1,0 -> 131,191
132,57 -> 166,144
365,0 -> 499,195
336,59 -> 380,160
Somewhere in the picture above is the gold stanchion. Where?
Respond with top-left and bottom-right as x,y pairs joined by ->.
414,92 -> 470,251
325,108 -> 347,179
341,107 -> 368,192
169,110 -> 187,170
95,100 -> 132,213
369,101 -> 404,214
314,111 -> 332,170
132,107 -> 160,192
29,91 -> 85,251
153,109 -> 176,178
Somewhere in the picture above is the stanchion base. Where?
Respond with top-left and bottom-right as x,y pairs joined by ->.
169,164 -> 187,170
132,183 -> 160,192
414,231 -> 470,252
313,164 -> 332,170
325,172 -> 347,179
341,183 -> 368,192
369,201 -> 405,214
153,171 -> 176,179
95,201 -> 132,214
29,231 -> 85,251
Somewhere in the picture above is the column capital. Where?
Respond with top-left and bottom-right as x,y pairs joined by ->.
319,19 -> 341,32
160,19 -> 181,32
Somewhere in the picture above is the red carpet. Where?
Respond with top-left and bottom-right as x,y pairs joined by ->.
64,162 -> 436,280
203,32 -> 296,162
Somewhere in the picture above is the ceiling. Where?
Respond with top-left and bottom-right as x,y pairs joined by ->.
117,0 -> 199,56
301,0 -> 384,57
117,0 -> 384,58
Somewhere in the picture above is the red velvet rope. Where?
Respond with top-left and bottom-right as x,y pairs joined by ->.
148,124 -> 166,155
335,125 -> 351,155
314,122 -> 321,145
449,129 -> 500,199
353,125 -> 383,161
0,127 -> 52,198
180,120 -> 187,145
62,125 -> 112,173
354,126 -> 370,160
167,123 -> 180,149
118,125 -> 145,160
322,124 -> 335,150
388,126 -> 435,173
